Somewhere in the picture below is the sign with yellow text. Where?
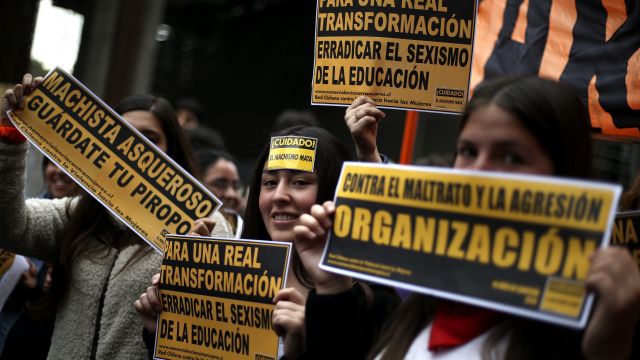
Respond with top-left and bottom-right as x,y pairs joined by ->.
7,67 -> 222,253
321,162 -> 621,328
312,0 -> 477,113
155,235 -> 292,360
267,136 -> 317,173
611,211 -> 640,271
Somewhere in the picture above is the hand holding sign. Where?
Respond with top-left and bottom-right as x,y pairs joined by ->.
294,201 -> 353,295
134,273 -> 163,333
189,217 -> 217,237
344,96 -> 385,163
582,247 -> 640,360
272,288 -> 306,359
1,74 -> 42,124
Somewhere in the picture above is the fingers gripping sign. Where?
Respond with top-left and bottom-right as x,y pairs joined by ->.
190,218 -> 217,237
581,247 -> 640,359
345,96 -> 386,163
134,273 -> 163,333
293,201 -> 353,295
1,74 -> 43,125
272,288 -> 306,359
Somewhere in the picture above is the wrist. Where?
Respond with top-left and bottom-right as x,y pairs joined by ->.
356,148 -> 382,163
0,125 -> 26,143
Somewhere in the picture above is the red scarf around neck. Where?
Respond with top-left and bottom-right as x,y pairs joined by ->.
428,301 -> 504,351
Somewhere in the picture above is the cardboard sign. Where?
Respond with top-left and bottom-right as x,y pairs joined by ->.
267,136 -> 317,173
312,0 -> 478,113
7,67 -> 222,253
155,235 -> 292,360
321,162 -> 621,328
612,211 -> 640,270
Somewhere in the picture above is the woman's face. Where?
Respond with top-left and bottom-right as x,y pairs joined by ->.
258,168 -> 319,242
123,110 -> 168,152
45,161 -> 80,198
454,104 -> 554,175
204,159 -> 242,212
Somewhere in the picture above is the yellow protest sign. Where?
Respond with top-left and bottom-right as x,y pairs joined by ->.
7,67 -> 222,253
155,235 -> 291,360
612,211 -> 640,271
312,0 -> 477,113
267,136 -> 317,173
322,162 -> 621,328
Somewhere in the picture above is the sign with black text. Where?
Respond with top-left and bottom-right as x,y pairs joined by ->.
155,235 -> 292,360
7,67 -> 222,253
312,0 -> 478,113
612,211 -> 640,270
321,162 -> 621,328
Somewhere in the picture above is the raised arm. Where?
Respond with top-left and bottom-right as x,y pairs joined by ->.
344,96 -> 386,163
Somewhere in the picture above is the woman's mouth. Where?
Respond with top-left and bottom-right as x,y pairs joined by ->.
271,213 -> 298,221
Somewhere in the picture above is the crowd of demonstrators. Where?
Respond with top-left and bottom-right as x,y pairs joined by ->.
293,77 -> 640,360
2,70 -> 640,360
0,75 -> 233,360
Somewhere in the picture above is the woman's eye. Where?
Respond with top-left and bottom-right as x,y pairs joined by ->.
503,152 -> 525,165
142,132 -> 159,146
457,145 -> 476,158
261,178 -> 277,187
292,179 -> 309,186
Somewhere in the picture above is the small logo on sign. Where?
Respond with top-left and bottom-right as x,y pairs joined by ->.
436,88 -> 465,98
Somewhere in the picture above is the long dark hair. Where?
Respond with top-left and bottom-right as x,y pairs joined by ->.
44,95 -> 197,311
242,126 -> 352,288
374,77 -> 593,360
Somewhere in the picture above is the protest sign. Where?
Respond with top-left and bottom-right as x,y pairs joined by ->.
612,210 -> 640,270
7,67 -> 222,253
267,136 -> 318,173
312,0 -> 478,113
322,162 -> 621,328
155,235 -> 291,360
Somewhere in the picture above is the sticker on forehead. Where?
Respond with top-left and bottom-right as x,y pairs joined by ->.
268,136 -> 318,173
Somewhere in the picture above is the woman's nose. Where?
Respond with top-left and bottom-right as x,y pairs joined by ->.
468,154 -> 495,172
272,181 -> 290,202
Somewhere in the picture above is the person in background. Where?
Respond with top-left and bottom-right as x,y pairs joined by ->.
271,109 -> 321,133
40,157 -> 81,199
195,148 -> 244,235
0,74 -> 233,360
294,77 -> 640,360
175,97 -> 204,130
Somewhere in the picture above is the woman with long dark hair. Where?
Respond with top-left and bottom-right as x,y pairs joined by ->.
136,125 -> 400,359
0,74 -> 233,360
293,77 -> 640,359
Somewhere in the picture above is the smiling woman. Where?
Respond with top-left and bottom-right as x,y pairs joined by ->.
42,157 -> 80,198
241,126 -> 399,359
